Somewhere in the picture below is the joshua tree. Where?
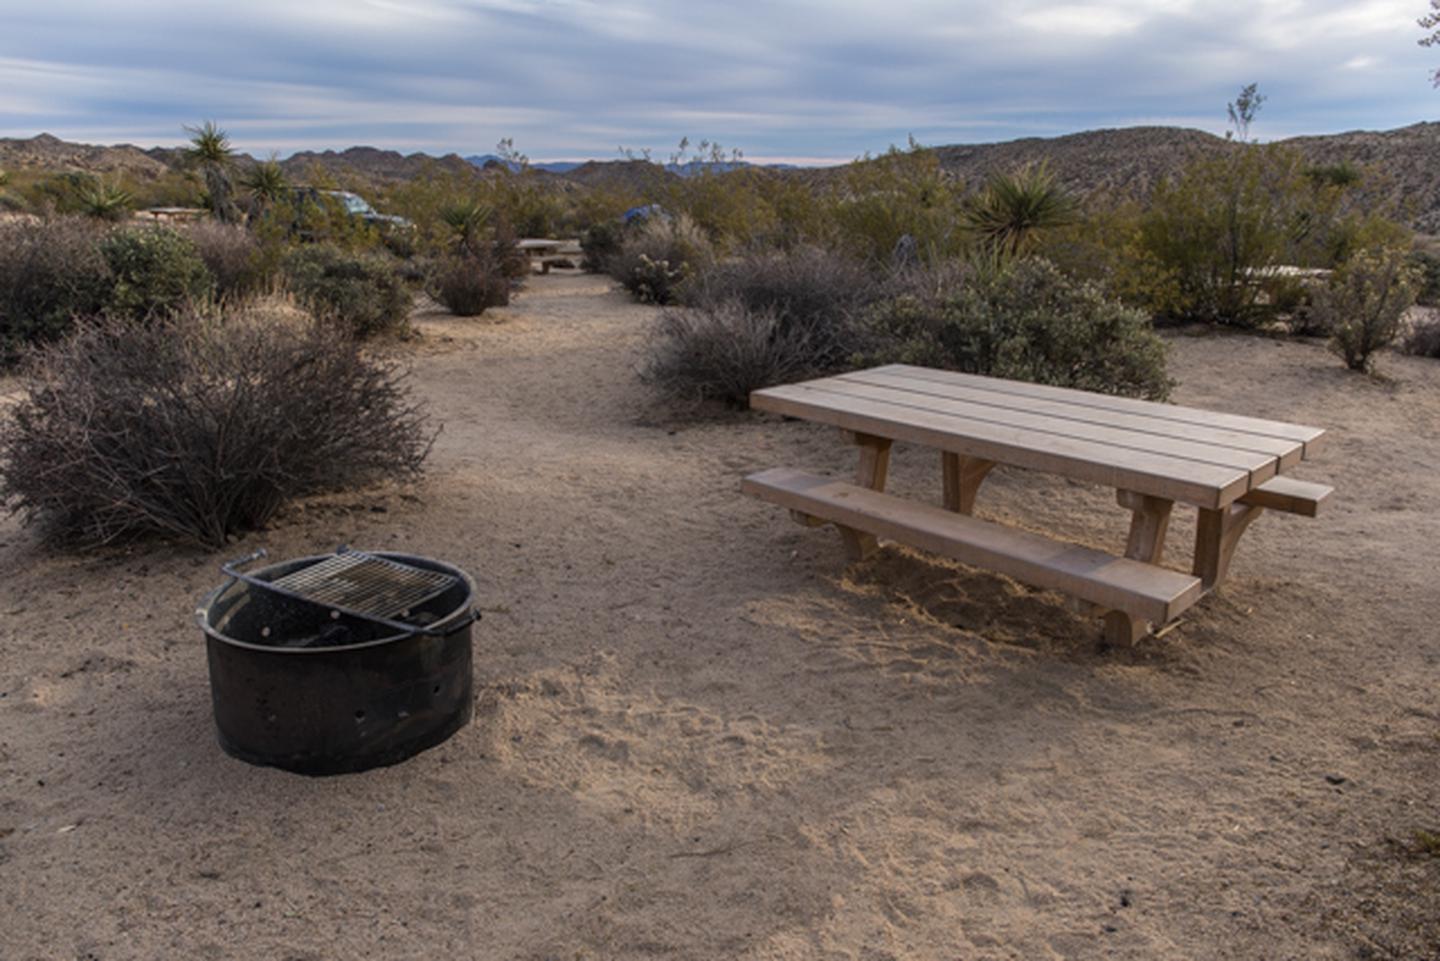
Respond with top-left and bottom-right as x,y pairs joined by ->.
1423,1 -> 1440,85
185,121 -> 238,223
963,163 -> 1077,260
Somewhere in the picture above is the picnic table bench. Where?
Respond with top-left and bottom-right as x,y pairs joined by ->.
742,364 -> 1332,646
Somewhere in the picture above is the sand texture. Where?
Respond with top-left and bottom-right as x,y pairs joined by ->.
2,273 -> 1438,960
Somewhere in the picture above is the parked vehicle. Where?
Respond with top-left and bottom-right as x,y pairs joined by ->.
290,186 -> 413,231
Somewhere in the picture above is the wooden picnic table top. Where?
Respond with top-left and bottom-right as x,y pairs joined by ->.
750,364 -> 1326,510
517,238 -> 564,252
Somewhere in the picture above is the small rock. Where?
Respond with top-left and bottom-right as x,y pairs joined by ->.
1325,774 -> 1347,785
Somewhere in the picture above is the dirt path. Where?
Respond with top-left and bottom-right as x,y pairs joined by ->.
2,274 -> 1438,960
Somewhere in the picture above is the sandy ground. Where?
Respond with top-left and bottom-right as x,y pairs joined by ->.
2,272 -> 1439,961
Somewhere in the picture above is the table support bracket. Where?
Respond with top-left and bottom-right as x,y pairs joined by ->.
1103,490 -> 1175,646
942,453 -> 995,515
1193,502 -> 1264,591
838,431 -> 892,560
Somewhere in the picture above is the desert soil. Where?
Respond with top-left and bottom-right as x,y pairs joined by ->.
2,272 -> 1438,961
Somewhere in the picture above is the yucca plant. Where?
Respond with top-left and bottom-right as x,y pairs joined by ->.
243,157 -> 289,217
963,163 -> 1078,260
78,179 -> 134,221
440,199 -> 494,256
185,120 -> 238,223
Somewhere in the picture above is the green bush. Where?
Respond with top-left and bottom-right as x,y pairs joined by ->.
1131,145 -> 1385,328
1136,146 -> 1302,326
100,226 -> 212,321
1410,249 -> 1440,307
283,244 -> 412,338
0,218 -> 113,364
0,307 -> 433,548
857,258 -> 1172,400
823,142 -> 963,265
1314,246 -> 1418,373
580,220 -> 624,272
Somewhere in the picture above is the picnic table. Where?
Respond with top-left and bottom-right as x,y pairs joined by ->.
742,364 -> 1332,646
517,238 -> 566,274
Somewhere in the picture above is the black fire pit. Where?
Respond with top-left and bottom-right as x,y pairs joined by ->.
197,548 -> 479,776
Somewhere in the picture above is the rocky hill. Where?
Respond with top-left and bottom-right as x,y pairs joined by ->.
930,126 -> 1228,198
276,146 -> 476,183
0,132 -> 171,180
923,122 -> 1440,233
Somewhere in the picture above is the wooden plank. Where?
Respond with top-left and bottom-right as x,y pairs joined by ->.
751,383 -> 1248,508
742,468 -> 1203,624
835,368 -> 1305,470
1238,476 -> 1332,517
805,378 -> 1280,484
869,365 -> 1327,458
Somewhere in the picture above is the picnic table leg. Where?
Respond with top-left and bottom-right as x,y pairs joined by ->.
1103,490 -> 1175,646
942,453 -> 995,515
837,431 -> 891,560
1193,503 -> 1264,591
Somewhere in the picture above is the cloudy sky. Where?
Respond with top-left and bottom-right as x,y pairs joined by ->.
2,0 -> 1436,164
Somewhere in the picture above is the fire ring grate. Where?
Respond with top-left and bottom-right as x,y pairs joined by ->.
197,549 -> 479,776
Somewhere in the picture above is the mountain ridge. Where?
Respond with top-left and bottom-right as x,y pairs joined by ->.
3,123 -> 1438,230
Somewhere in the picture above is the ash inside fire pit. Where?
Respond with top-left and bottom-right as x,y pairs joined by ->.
197,549 -> 478,776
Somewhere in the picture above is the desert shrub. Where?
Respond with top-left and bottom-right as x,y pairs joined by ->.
1410,249 -> 1440,307
644,301 -> 818,407
0,308 -> 433,548
824,142 -> 964,265
858,258 -> 1172,400
1135,146 -> 1312,327
628,255 -> 690,306
683,246 -> 875,368
1313,246 -> 1418,373
283,244 -> 412,338
180,221 -> 265,301
0,218 -> 113,364
1258,272 -> 1318,332
1130,144 -> 1393,327
491,228 -> 528,280
580,220 -> 624,272
100,226 -> 212,321
430,253 -> 510,316
609,214 -> 712,305
1403,314 -> 1440,358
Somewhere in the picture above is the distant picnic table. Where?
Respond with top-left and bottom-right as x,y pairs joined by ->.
517,238 -> 567,274
743,364 -> 1333,646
